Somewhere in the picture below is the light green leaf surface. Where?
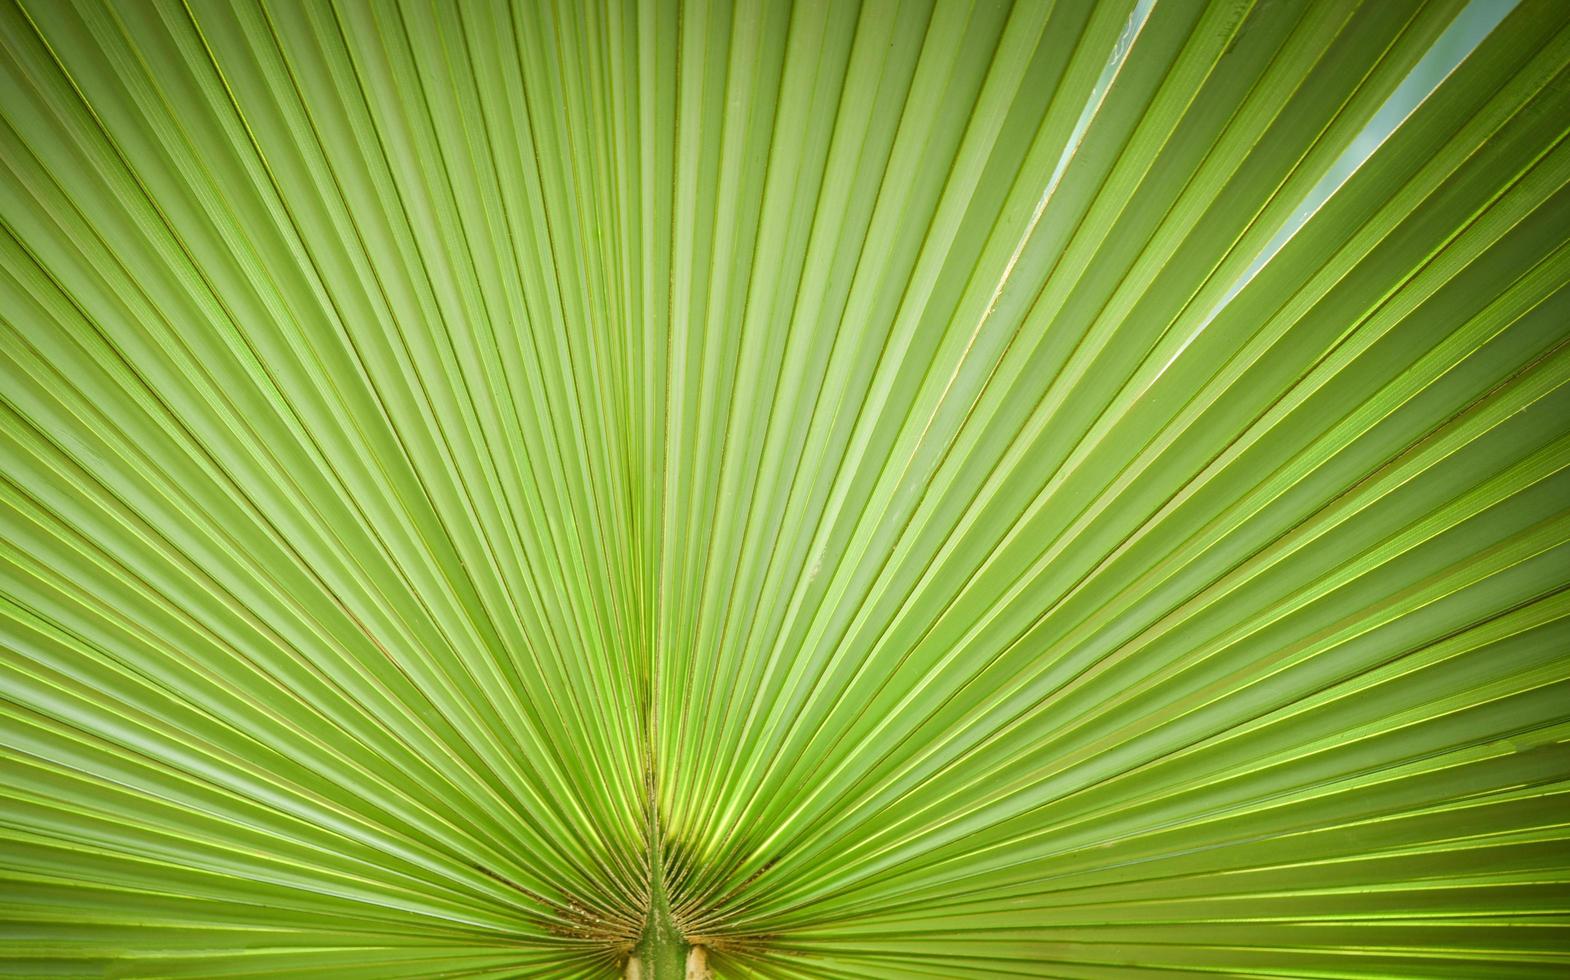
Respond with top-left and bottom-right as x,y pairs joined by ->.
2,0 -> 1568,977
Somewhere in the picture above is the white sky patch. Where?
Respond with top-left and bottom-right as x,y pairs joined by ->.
1209,0 -> 1518,314
1041,0 -> 1159,200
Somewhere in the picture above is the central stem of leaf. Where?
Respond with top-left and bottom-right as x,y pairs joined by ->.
634,631 -> 706,976
629,861 -> 687,979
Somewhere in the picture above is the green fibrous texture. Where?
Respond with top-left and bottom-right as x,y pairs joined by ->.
3,0 -> 1570,977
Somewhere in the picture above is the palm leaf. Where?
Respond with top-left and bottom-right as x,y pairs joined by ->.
3,0 -> 1568,976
